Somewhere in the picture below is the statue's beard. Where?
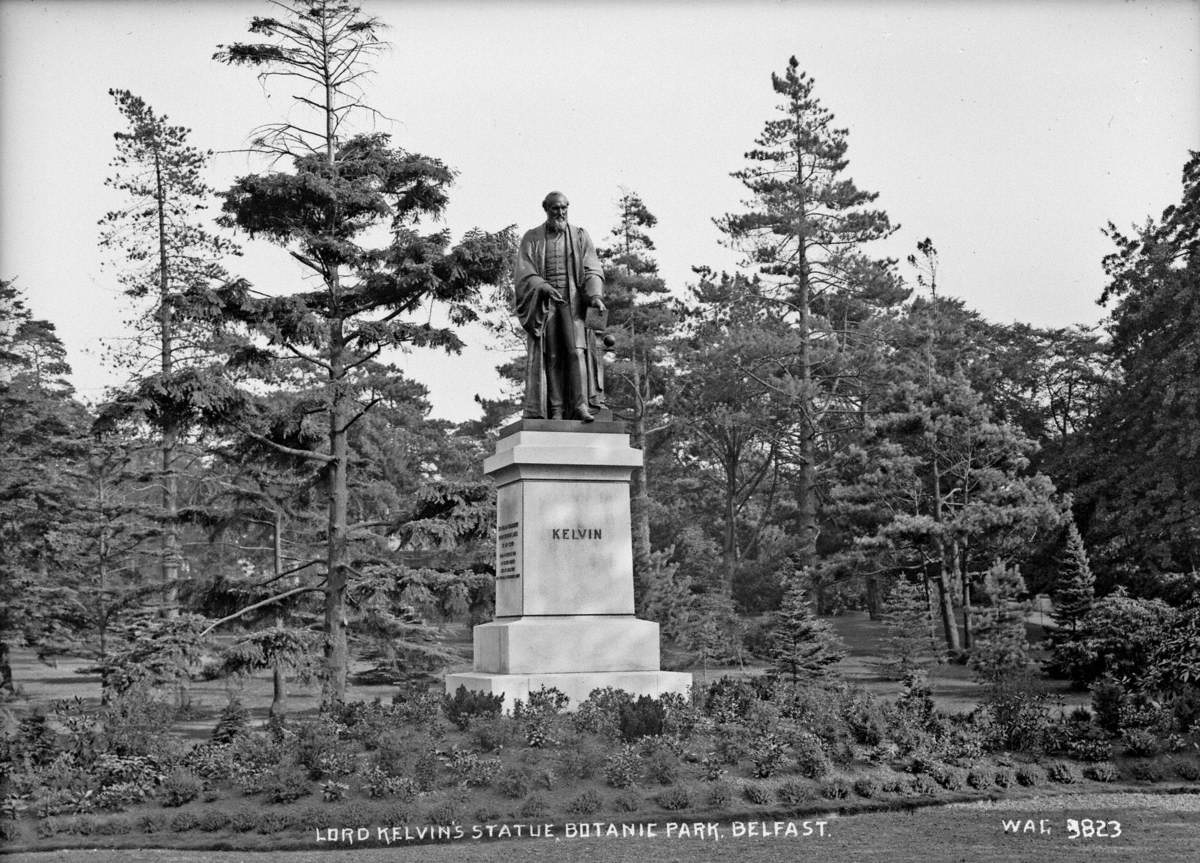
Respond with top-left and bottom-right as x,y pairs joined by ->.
548,215 -> 566,232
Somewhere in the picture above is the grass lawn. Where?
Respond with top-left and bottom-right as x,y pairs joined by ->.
4,791 -> 1198,862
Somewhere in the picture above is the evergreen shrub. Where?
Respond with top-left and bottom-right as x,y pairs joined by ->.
742,782 -> 770,804
614,789 -> 642,812
853,776 -> 881,798
441,686 -> 504,731
821,779 -> 850,799
618,695 -> 666,741
706,782 -> 732,808
565,789 -> 602,816
1047,761 -> 1079,784
1084,763 -> 1120,782
656,786 -> 691,810
777,778 -> 813,807
160,769 -> 203,807
1015,765 -> 1043,786
518,793 -> 550,818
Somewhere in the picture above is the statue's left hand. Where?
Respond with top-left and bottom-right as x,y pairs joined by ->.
589,297 -> 606,312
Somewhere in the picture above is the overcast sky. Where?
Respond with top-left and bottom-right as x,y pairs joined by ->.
1,0 -> 1197,421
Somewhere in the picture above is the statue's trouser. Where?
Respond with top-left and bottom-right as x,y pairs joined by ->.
544,304 -> 589,417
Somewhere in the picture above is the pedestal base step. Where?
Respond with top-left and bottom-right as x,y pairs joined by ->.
474,615 -> 661,674
444,669 -> 693,712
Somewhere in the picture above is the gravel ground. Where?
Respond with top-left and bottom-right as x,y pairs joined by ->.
5,794 -> 1198,863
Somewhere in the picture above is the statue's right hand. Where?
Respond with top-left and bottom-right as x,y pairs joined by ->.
541,284 -> 565,304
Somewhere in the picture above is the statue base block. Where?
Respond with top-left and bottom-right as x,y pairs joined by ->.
473,615 -> 662,674
445,669 -> 693,711
446,425 -> 691,712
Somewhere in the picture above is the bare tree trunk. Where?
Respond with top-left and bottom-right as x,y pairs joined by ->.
323,316 -> 350,709
628,347 -> 653,606
270,510 -> 288,721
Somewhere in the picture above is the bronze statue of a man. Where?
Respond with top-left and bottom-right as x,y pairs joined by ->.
513,192 -> 607,422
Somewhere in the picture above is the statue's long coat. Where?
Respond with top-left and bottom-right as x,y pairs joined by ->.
512,224 -> 605,417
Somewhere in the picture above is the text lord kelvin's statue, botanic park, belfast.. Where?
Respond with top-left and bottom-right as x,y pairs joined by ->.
442,193 -> 690,710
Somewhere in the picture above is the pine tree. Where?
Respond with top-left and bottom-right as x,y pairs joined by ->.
1052,519 -> 1095,634
715,57 -> 904,576
875,577 -> 938,679
968,562 -> 1032,685
97,89 -> 238,618
599,191 -> 674,600
769,572 -> 846,683
213,1 -> 511,705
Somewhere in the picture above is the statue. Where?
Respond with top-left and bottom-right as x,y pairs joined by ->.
513,191 -> 607,422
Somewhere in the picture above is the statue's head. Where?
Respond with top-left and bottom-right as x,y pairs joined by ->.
542,191 -> 569,232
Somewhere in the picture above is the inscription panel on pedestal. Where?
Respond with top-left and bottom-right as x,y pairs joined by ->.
494,485 -> 524,616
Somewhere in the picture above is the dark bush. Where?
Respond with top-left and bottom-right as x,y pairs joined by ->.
932,766 -> 966,791
880,776 -> 907,794
1091,677 -> 1125,734
1047,762 -> 1079,784
169,810 -> 200,833
656,786 -> 691,811
1127,760 -> 1165,782
713,723 -> 750,765
603,744 -> 640,789
565,789 -> 602,816
821,779 -> 851,800
994,767 -> 1016,788
706,782 -> 732,808
138,813 -> 168,833
750,731 -> 789,779
742,782 -> 770,805
94,815 -> 134,835
777,778 -> 813,808
853,776 -> 881,798
446,748 -> 500,788
704,676 -> 772,722
160,769 -> 203,807
255,810 -> 295,834
618,695 -> 667,741
413,751 -> 440,792
967,769 -> 993,790
471,716 -> 516,752
263,761 -> 313,804
558,738 -> 607,780
442,686 -> 504,731
1175,761 -> 1200,781
1015,765 -> 1043,786
518,793 -> 550,818
792,731 -> 831,779
228,810 -> 258,832
1084,763 -> 1120,782
211,698 -> 249,745
425,798 -> 462,827
1122,729 -> 1163,758
197,809 -> 230,832
843,691 -> 887,746
645,741 -> 681,785
908,774 -> 938,795
613,789 -> 642,812
496,767 -> 532,799
295,719 -> 358,779
1169,686 -> 1200,733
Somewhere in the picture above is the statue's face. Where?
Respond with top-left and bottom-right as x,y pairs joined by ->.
543,195 -> 569,232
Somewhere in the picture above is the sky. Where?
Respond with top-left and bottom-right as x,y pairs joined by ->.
1,0 -> 1197,421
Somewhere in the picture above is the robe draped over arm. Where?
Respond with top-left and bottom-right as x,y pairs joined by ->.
513,229 -> 551,337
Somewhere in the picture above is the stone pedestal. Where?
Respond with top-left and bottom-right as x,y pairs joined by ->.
445,420 -> 691,709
